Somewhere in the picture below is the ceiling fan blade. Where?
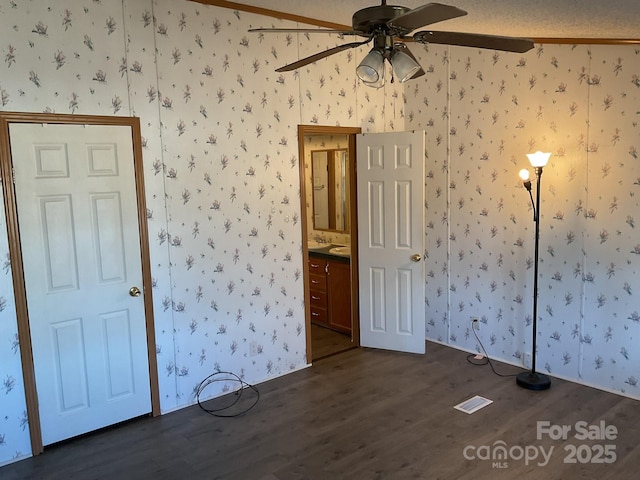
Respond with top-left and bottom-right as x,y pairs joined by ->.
249,27 -> 361,35
390,3 -> 467,32
275,40 -> 370,72
413,31 -> 534,53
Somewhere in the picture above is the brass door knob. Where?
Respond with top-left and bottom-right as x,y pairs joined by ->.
411,253 -> 422,262
129,286 -> 142,297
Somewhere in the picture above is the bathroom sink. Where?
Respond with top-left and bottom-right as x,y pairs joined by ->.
329,246 -> 351,257
307,241 -> 327,250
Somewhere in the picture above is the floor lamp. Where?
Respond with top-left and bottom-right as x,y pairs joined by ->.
517,151 -> 552,391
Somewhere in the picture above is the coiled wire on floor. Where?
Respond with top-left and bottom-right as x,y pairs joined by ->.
196,371 -> 260,417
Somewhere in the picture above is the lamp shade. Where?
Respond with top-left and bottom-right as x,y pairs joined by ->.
363,72 -> 385,88
526,151 -> 551,167
519,169 -> 530,181
356,49 -> 384,84
390,48 -> 421,82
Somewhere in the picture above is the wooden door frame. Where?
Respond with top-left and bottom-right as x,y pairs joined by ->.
298,124 -> 361,361
0,112 -> 160,455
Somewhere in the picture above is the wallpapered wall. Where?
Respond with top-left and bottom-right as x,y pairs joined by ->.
0,0 -> 638,467
404,43 -> 640,396
0,0 -> 399,465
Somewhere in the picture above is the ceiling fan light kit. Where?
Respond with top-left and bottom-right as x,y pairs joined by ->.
357,36 -> 421,86
356,48 -> 385,83
362,67 -> 386,88
389,44 -> 422,82
250,1 -> 535,87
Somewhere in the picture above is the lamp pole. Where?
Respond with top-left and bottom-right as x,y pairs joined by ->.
517,154 -> 552,391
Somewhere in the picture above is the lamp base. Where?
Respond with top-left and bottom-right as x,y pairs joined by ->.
516,371 -> 551,391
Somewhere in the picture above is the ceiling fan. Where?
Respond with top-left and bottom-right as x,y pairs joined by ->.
249,1 -> 534,87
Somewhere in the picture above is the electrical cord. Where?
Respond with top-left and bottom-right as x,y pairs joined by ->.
467,320 -> 519,378
196,371 -> 260,417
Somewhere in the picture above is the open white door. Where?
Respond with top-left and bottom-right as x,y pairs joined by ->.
10,123 -> 151,445
357,131 -> 425,354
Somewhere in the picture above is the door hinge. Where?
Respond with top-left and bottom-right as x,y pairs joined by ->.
12,167 -> 16,184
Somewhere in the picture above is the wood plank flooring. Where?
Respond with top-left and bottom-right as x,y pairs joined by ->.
2,342 -> 640,480
311,323 -> 355,360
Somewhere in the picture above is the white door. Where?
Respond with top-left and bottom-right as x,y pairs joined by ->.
10,123 -> 151,445
357,131 -> 425,354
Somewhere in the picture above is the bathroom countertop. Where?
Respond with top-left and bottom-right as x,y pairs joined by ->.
308,245 -> 351,262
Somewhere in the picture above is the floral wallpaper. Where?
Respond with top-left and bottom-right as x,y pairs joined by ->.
0,0 -> 639,469
0,0 -> 394,466
405,42 -> 640,396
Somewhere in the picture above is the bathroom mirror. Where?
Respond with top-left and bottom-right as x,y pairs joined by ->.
301,130 -> 352,234
311,148 -> 349,232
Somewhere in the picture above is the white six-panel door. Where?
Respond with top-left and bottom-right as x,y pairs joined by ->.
10,123 -> 151,445
357,131 -> 425,354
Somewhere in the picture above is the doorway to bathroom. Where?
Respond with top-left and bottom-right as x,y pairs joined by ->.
298,124 -> 361,361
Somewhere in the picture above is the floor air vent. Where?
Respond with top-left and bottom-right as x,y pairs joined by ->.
454,395 -> 493,414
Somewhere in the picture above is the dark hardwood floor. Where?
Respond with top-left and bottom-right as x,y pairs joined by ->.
311,323 -> 355,360
3,342 -> 640,480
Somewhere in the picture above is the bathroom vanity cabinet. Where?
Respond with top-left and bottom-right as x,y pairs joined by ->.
308,253 -> 351,335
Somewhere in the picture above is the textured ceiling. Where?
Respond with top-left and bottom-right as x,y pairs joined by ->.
235,0 -> 640,39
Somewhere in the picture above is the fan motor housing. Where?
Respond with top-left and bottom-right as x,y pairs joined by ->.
352,5 -> 411,33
